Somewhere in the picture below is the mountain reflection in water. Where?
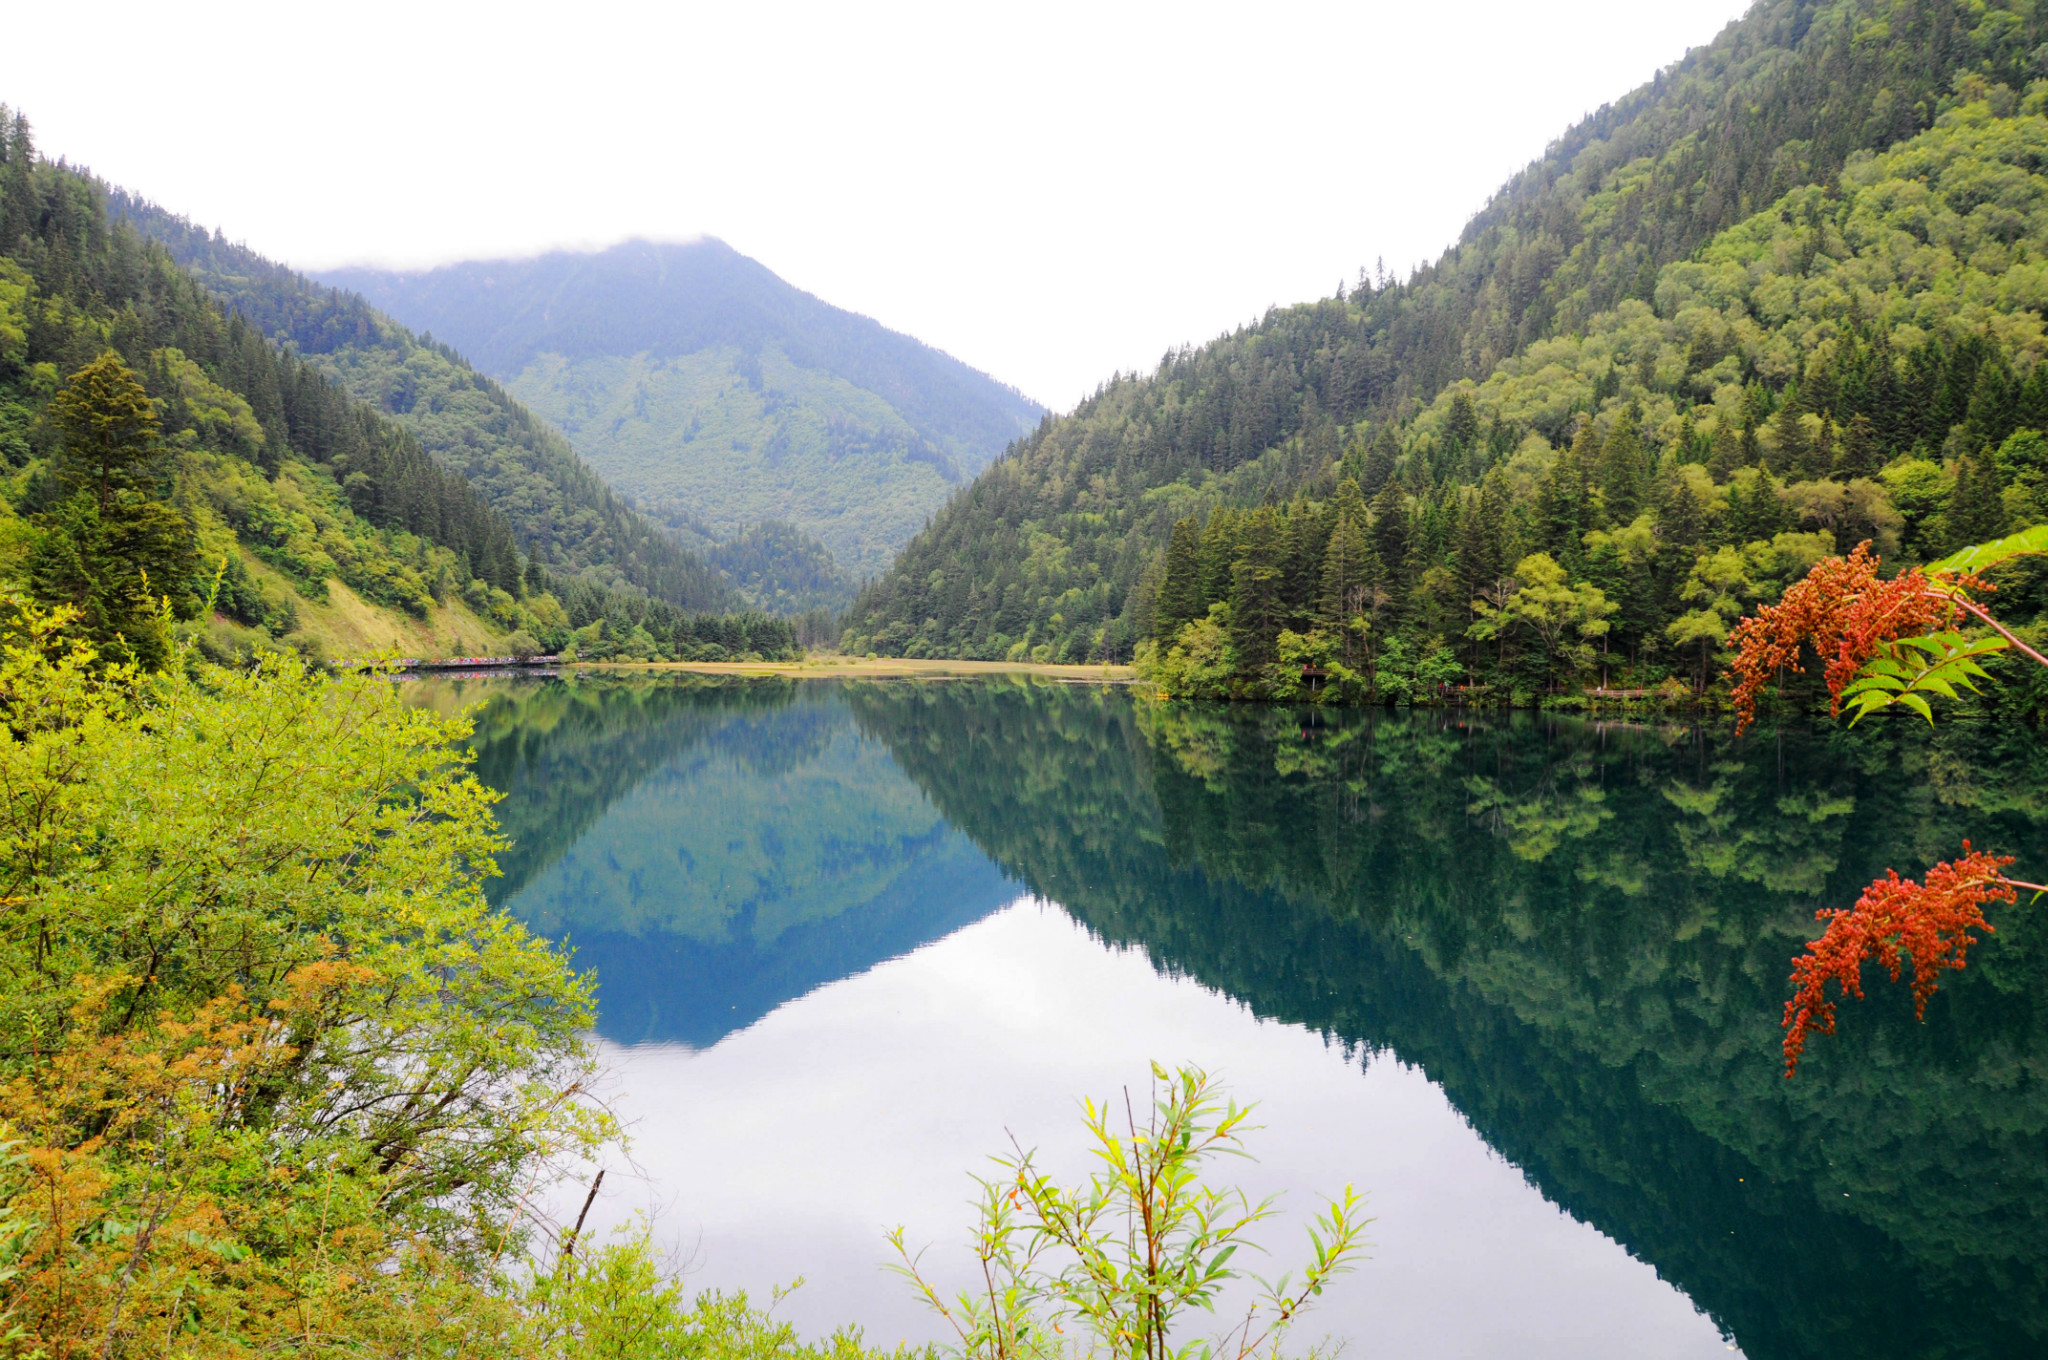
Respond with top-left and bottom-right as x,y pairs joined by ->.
420,674 -> 2048,1360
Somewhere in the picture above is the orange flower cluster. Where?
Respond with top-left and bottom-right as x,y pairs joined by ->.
1782,843 -> 2017,1075
1728,542 -> 1961,733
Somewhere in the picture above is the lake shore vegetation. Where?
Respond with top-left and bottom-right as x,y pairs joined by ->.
845,3 -> 2048,698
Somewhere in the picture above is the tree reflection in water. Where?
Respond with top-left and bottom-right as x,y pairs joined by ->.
847,683 -> 2048,1360
437,673 -> 2048,1359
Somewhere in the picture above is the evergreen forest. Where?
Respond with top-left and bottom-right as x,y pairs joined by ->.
0,111 -> 800,666
7,0 -> 2048,1354
844,0 -> 2048,710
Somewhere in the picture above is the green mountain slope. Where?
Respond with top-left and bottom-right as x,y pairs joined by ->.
846,0 -> 2047,662
108,203 -> 733,611
1125,93 -> 2048,703
319,240 -> 1045,577
0,107 -> 566,660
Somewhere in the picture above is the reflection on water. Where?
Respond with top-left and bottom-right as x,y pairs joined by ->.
428,675 -> 2048,1360
432,677 -> 1015,1045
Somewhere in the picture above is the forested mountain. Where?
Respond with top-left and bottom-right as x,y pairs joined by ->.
0,106 -> 543,661
320,239 -> 1044,577
0,107 -> 797,665
110,201 -> 734,611
845,0 -> 2048,676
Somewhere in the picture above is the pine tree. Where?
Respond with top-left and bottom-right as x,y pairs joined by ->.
1652,464 -> 1707,612
1155,517 -> 1204,640
1280,500 -> 1330,625
2015,360 -> 2048,435
1600,411 -> 1649,522
30,353 -> 198,668
1228,509 -> 1284,669
1723,468 -> 1791,544
47,351 -> 166,512
1360,426 -> 1399,498
1444,390 -> 1480,452
1834,413 -> 1880,479
1538,421 -> 1595,567
1946,448 -> 2006,548
1318,512 -> 1376,631
1197,507 -> 1240,612
1769,383 -> 1812,478
1366,479 -> 1411,623
1455,472 -> 1511,610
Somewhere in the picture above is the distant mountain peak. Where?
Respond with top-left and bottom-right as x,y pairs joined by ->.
318,239 -> 1043,578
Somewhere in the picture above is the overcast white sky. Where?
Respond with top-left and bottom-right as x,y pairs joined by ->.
3,1 -> 1751,410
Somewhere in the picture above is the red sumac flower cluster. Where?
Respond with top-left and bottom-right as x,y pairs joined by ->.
1782,844 -> 2017,1076
1728,542 -> 1971,734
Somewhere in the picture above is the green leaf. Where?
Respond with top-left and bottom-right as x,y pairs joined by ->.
1929,524 -> 2048,576
1842,631 -> 2009,724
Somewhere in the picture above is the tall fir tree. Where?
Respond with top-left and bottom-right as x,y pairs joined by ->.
1599,411 -> 1650,523
1538,420 -> 1596,568
1359,426 -> 1399,498
1946,448 -> 2006,549
29,353 -> 198,668
1367,479 -> 1411,622
1197,507 -> 1240,613
1155,518 -> 1205,640
1228,509 -> 1284,669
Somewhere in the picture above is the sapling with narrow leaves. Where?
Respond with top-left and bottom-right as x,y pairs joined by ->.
889,1064 -> 1366,1360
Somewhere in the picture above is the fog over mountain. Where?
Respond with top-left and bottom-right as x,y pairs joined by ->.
322,240 -> 1044,581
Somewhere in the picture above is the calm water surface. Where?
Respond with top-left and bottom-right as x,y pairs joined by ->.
415,675 -> 2048,1360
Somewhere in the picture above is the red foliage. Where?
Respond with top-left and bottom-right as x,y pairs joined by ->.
1782,844 -> 2017,1076
1727,542 -> 1970,733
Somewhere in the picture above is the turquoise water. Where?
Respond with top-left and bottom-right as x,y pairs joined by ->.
425,674 -> 2048,1360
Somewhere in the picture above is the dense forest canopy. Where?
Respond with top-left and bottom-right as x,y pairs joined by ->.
0,107 -> 798,665
844,0 -> 2048,678
112,200 -> 737,612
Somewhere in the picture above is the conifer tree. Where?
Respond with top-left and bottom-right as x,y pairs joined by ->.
1367,480 -> 1410,619
1538,421 -> 1596,568
1228,509 -> 1284,669
1455,472 -> 1512,614
46,351 -> 164,512
1444,390 -> 1480,453
1280,500 -> 1330,624
1155,518 -> 1204,640
29,353 -> 197,668
1359,427 -> 1399,498
1198,507 -> 1240,613
1652,464 -> 1707,611
1318,510 -> 1377,629
1723,468 -> 1791,544
1835,413 -> 1880,479
1946,448 -> 2006,548
1600,411 -> 1649,523
1769,383 -> 1812,478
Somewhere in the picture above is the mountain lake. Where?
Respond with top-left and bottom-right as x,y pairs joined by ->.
403,673 -> 2048,1360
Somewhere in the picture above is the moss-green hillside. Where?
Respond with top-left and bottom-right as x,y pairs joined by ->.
845,0 -> 2048,665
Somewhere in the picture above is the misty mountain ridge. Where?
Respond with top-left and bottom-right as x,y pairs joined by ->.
318,239 -> 1045,579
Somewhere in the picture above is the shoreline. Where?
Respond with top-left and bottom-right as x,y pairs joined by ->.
566,656 -> 1137,681
388,655 -> 1136,682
